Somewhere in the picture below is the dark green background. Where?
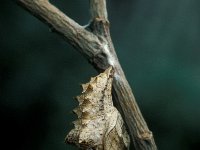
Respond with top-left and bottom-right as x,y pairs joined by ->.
1,0 -> 200,149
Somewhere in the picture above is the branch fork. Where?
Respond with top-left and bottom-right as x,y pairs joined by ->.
16,0 -> 157,149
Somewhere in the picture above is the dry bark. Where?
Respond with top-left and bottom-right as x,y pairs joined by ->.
16,0 -> 157,149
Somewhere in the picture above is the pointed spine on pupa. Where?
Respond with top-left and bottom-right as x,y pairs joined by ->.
74,66 -> 114,118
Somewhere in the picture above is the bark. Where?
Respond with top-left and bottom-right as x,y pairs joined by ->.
16,0 -> 157,149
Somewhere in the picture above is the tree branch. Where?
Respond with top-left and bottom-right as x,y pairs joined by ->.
16,0 -> 157,149
90,0 -> 108,21
17,0 -> 103,59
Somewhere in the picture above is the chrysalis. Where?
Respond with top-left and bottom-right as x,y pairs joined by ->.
65,66 -> 130,150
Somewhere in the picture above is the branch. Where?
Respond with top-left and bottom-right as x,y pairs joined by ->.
17,0 -> 102,59
90,0 -> 108,21
89,0 -> 110,37
16,0 -> 157,149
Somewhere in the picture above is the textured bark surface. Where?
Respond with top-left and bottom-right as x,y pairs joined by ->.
16,0 -> 157,149
66,67 -> 130,150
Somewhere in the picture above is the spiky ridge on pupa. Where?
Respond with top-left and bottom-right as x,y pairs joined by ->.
65,66 -> 130,150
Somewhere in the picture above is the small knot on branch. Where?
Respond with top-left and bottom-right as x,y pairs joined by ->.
138,131 -> 153,141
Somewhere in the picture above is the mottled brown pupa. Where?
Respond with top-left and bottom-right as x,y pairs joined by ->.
65,66 -> 130,150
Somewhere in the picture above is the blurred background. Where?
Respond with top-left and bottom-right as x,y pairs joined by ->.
1,0 -> 200,149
